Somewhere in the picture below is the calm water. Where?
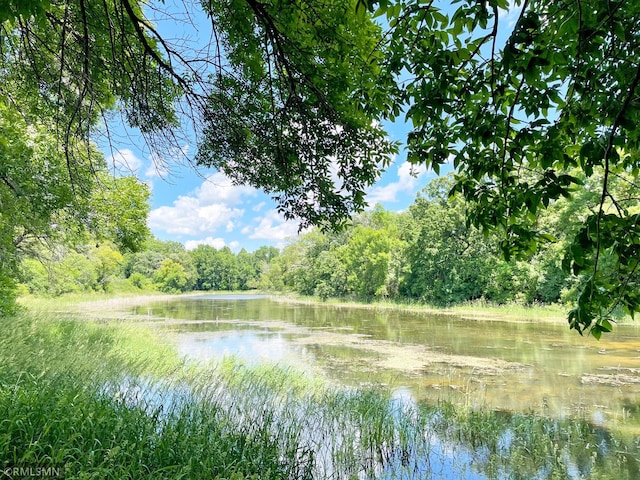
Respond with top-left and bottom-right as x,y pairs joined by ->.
131,295 -> 640,431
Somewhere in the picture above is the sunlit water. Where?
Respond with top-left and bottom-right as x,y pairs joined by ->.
130,295 -> 640,432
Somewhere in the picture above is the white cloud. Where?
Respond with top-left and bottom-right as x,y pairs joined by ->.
252,201 -> 266,212
145,145 -> 189,178
196,172 -> 256,203
366,161 -> 428,205
107,149 -> 143,175
183,237 -> 243,252
249,209 -> 301,243
148,172 -> 258,236
145,162 -> 170,179
184,237 -> 227,251
498,1 -> 523,27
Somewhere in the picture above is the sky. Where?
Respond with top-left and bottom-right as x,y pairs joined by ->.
105,120 -> 437,252
102,1 -> 522,253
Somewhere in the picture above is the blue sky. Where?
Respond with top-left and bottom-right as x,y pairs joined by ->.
105,120 -> 437,252
102,1 -> 522,252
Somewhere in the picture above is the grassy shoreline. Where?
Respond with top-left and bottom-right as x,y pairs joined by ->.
270,293 -> 570,323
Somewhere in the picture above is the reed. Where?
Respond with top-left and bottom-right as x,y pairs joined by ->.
1,312 -> 638,479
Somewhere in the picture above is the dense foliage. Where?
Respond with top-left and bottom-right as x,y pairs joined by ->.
0,0 -> 158,313
258,175 -> 588,307
19,235 -> 279,297
368,0 -> 640,335
196,0 -> 395,227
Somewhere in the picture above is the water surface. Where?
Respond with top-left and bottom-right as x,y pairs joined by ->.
131,295 -> 640,431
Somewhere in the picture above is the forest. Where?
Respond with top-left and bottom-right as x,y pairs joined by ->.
16,171 -> 635,316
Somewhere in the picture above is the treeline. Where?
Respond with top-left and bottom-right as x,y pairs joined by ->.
247,171 -> 630,307
260,176 -> 577,305
19,238 -> 279,296
18,173 -> 635,308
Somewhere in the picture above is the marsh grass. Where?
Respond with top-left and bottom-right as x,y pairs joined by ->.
2,311 -> 639,479
273,293 -> 568,323
0,314 -> 308,479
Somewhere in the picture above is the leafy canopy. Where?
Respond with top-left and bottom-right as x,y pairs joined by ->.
196,0 -> 396,228
0,0 -> 159,312
1,0 -> 394,231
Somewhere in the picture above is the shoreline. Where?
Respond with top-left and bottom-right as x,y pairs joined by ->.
22,290 -> 636,327
269,293 -> 570,323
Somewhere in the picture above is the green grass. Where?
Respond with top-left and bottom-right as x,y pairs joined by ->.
0,313 -> 308,479
1,307 -> 639,479
273,293 -> 568,322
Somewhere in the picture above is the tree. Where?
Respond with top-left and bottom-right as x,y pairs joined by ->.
190,245 -> 220,291
195,0 -> 395,227
1,0 -> 394,228
1,0 -> 160,312
235,249 -> 257,290
340,225 -> 401,298
362,0 -> 640,336
89,175 -> 151,253
154,259 -> 191,293
94,244 -> 125,292
18,241 -> 128,295
0,98 -> 95,312
310,250 -> 348,300
190,245 -> 239,291
403,177 -> 497,304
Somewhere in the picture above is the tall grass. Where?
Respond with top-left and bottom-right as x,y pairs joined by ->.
1,312 -> 639,479
0,314 -> 307,479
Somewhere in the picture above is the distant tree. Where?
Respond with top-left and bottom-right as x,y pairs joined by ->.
235,249 -> 256,290
89,175 -> 151,253
253,246 -> 280,265
248,246 -> 280,290
124,238 -> 195,290
124,251 -> 166,279
154,259 -> 191,293
189,245 -> 240,291
340,226 -> 402,298
402,177 -> 497,304
256,261 -> 286,292
19,241 -> 126,295
190,245 -> 220,291
94,244 -> 125,292
311,250 -> 348,300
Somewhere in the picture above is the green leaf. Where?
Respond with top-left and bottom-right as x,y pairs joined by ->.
600,319 -> 613,332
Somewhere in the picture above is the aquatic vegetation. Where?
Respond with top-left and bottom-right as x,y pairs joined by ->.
1,313 -> 639,479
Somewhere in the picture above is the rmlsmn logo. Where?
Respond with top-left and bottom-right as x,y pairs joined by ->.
1,466 -> 64,479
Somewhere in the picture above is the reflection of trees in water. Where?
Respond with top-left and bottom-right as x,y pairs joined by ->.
107,367 -> 640,479
134,297 -> 640,434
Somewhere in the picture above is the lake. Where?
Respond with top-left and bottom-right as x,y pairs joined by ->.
131,294 -> 640,432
